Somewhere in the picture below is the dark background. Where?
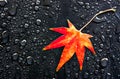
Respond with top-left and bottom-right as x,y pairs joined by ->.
0,0 -> 120,79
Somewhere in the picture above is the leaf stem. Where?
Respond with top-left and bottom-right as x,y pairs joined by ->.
79,8 -> 116,31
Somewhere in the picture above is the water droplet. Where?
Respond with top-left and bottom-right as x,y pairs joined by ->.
94,70 -> 99,75
5,65 -> 10,69
109,35 -> 112,38
96,65 -> 100,69
12,53 -> 18,60
85,3 -> 90,9
86,5 -> 90,9
85,3 -> 90,6
2,31 -> 9,43
20,39 -> 27,46
0,0 -> 7,7
2,22 -> 7,27
75,73 -> 79,78
36,29 -> 40,33
106,73 -> 111,79
80,14 -> 87,20
101,35 -> 105,42
86,57 -> 90,61
34,6 -> 39,11
2,31 -> 8,38
98,49 -> 102,52
24,23 -> 29,28
78,1 -> 84,6
100,43 -> 104,48
6,46 -> 11,52
93,17 -> 106,23
84,72 -> 89,78
7,16 -> 12,20
43,55 -> 47,59
101,58 -> 108,68
27,56 -> 33,65
23,14 -> 29,18
8,2 -> 17,16
18,57 -> 23,63
36,19 -> 41,25
14,39 -> 19,44
67,74 -> 70,77
36,0 -> 41,5
0,13 -> 6,18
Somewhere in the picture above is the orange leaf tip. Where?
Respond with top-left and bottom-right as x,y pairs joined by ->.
67,19 -> 71,24
42,48 -> 46,51
67,19 -> 73,27
93,51 -> 96,55
67,19 -> 70,22
49,28 -> 53,30
56,68 -> 59,72
80,66 -> 83,70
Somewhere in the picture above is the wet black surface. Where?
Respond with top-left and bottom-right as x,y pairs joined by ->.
0,0 -> 120,79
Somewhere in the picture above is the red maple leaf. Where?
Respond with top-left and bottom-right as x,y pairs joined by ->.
43,8 -> 115,72
43,20 -> 96,71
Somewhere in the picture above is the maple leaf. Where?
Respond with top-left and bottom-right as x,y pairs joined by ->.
43,20 -> 96,71
42,8 -> 115,72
